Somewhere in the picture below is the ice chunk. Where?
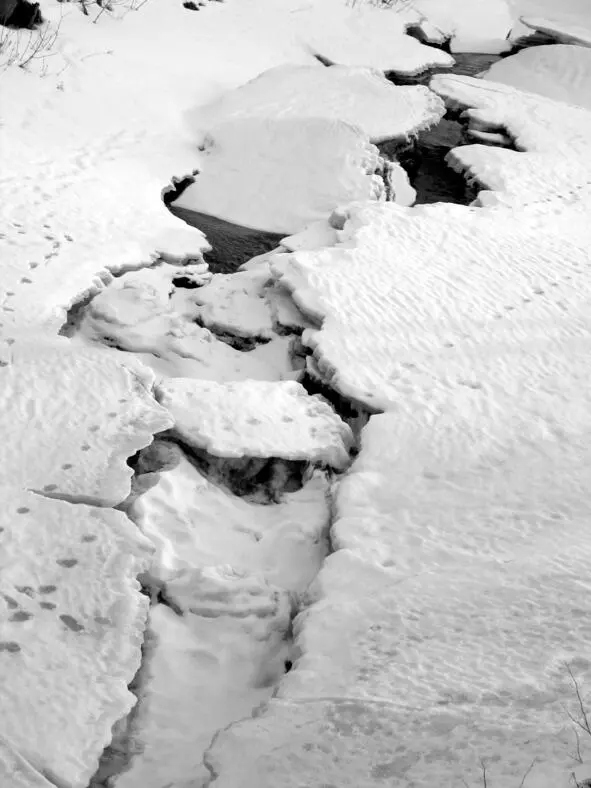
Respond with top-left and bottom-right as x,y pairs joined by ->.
189,65 -> 445,145
0,337 -> 171,506
156,378 -> 353,468
174,117 -> 391,235
483,44 -> 591,109
0,490 -> 152,787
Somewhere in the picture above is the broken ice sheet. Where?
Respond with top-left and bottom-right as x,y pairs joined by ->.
131,452 -> 331,591
0,490 -> 153,788
156,378 -> 354,468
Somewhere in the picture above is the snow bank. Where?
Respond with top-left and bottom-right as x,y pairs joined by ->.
414,0 -> 514,52
156,378 -> 353,468
0,491 -> 153,787
173,117 -> 390,235
0,337 -> 171,506
306,10 -> 454,74
483,44 -> 591,108
520,15 -> 591,46
189,64 -> 445,145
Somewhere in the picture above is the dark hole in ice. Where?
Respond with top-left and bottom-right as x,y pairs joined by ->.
172,275 -> 202,289
183,0 -> 199,8
284,659 -> 293,672
168,204 -> 284,273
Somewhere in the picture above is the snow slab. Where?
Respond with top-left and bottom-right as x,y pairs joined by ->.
414,0 -> 514,52
173,116 -> 389,235
132,452 -> 330,591
306,10 -> 454,74
430,72 -> 591,156
189,64 -> 446,145
483,45 -> 591,109
0,489 -> 153,788
0,337 -> 171,506
193,265 -> 275,339
521,15 -> 591,46
156,378 -> 353,468
74,264 -> 297,383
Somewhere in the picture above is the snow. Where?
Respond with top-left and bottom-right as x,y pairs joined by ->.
72,262 -> 297,382
189,64 -> 446,145
0,337 -> 171,506
520,15 -> 591,47
173,117 -> 391,235
0,489 -> 153,788
413,0 -> 514,53
305,9 -> 454,74
156,378 -> 353,468
483,45 -> 591,109
4,0 -> 591,784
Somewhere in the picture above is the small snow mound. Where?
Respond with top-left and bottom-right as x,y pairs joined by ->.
414,0 -> 514,53
188,64 -> 445,145
156,378 -> 354,468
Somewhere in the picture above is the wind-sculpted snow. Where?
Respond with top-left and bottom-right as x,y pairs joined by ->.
0,337 -> 172,506
173,117 -> 395,235
0,490 -> 153,788
156,378 -> 353,469
483,45 -> 591,109
271,198 -> 591,411
189,65 -> 446,145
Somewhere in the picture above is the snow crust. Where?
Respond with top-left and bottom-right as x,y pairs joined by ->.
0,337 -> 171,506
521,15 -> 591,46
0,490 -> 153,787
73,262 -> 297,382
189,64 -> 446,145
156,378 -> 353,468
483,44 -> 591,108
173,117 -> 390,234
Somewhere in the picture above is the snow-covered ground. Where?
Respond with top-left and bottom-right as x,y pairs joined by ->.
3,0 -> 591,786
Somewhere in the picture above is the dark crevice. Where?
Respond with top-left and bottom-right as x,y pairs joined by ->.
193,313 -> 271,351
299,369 -> 372,445
28,488 -> 113,508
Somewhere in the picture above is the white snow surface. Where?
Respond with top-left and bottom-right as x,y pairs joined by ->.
0,490 -> 153,788
189,64 -> 446,145
520,15 -> 591,46
0,337 -> 171,506
173,117 -> 390,234
4,0 -> 591,786
156,378 -> 353,468
483,45 -> 591,109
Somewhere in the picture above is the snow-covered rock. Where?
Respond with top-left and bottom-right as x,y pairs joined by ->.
173,117 -> 392,235
414,0 -> 514,52
189,64 -> 446,144
156,378 -> 353,468
0,490 -> 153,787
483,44 -> 591,109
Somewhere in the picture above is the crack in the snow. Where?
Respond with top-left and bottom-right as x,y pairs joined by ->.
28,488 -> 115,508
